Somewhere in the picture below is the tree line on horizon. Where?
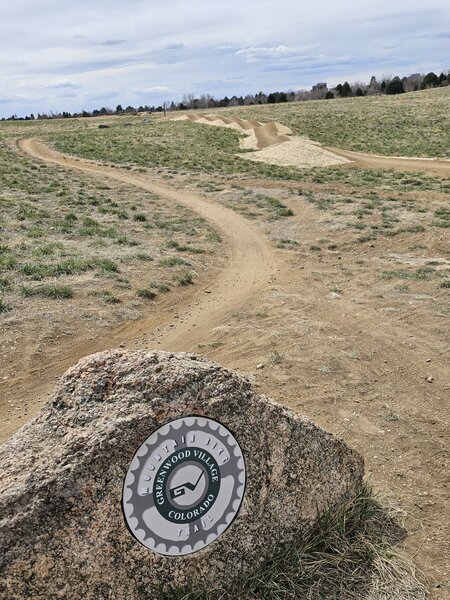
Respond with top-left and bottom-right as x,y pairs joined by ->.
3,70 -> 448,121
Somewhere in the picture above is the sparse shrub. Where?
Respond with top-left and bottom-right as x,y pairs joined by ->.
149,281 -> 171,293
433,207 -> 450,227
159,257 -> 191,267
276,239 -> 299,248
269,344 -> 283,365
0,253 -> 17,272
266,198 -> 294,219
136,288 -> 157,300
381,268 -> 434,281
0,277 -> 11,291
92,290 -> 121,304
136,252 -> 154,261
166,240 -> 189,252
95,259 -> 119,273
177,271 -> 194,286
205,231 -> 222,243
0,297 -> 10,312
20,285 -> 73,299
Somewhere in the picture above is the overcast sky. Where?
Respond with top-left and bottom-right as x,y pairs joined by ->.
1,0 -> 449,118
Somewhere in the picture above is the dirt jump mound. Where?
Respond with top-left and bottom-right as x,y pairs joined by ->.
170,113 -> 351,168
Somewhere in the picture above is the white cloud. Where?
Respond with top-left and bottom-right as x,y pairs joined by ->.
236,46 -> 315,63
135,86 -> 170,93
0,0 -> 449,117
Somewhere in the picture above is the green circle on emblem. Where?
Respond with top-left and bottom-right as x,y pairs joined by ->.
153,448 -> 221,523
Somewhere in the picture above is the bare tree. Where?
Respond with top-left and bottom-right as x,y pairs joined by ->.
182,93 -> 195,109
403,73 -> 424,92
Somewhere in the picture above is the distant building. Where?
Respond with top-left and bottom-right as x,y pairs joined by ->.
312,82 -> 328,91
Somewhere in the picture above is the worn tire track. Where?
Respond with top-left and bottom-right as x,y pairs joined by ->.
325,146 -> 450,177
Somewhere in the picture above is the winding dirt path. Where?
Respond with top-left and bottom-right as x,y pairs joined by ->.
1,138 -> 281,441
326,146 -> 450,177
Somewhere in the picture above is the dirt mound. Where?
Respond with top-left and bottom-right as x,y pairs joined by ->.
171,113 -> 291,149
170,113 -> 350,168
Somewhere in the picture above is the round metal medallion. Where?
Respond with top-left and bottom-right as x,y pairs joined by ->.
122,416 -> 246,556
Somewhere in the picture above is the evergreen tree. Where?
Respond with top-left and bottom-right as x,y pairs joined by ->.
341,82 -> 352,97
386,77 -> 405,95
421,72 -> 440,89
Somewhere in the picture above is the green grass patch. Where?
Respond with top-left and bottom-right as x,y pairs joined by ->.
136,288 -> 157,300
0,276 -> 12,292
381,267 -> 435,281
159,257 -> 191,267
149,281 -> 171,293
0,252 -> 18,272
160,486 -> 425,600
0,297 -> 11,313
90,289 -> 121,304
20,257 -> 119,280
432,207 -> 450,228
20,284 -> 73,299
165,240 -> 205,254
177,270 -> 195,286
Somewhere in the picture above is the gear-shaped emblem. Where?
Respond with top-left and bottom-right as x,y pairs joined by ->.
122,416 -> 246,556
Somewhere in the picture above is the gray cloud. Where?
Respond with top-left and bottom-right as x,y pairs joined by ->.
0,0 -> 449,117
48,80 -> 81,89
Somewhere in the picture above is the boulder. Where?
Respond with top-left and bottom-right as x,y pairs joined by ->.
0,350 -> 364,599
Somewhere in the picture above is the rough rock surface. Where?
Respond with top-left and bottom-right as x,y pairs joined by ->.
0,350 -> 364,599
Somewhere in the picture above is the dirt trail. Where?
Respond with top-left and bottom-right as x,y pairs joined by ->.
326,146 -> 450,177
1,138 -> 281,441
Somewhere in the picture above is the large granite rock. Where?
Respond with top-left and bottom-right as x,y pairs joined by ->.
0,351 -> 364,599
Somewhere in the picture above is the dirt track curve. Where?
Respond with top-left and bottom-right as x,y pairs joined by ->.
326,146 -> 450,177
3,138 -> 281,441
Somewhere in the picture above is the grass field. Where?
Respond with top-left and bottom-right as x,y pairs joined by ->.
223,87 -> 450,158
46,89 -> 450,193
0,131 -> 220,320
